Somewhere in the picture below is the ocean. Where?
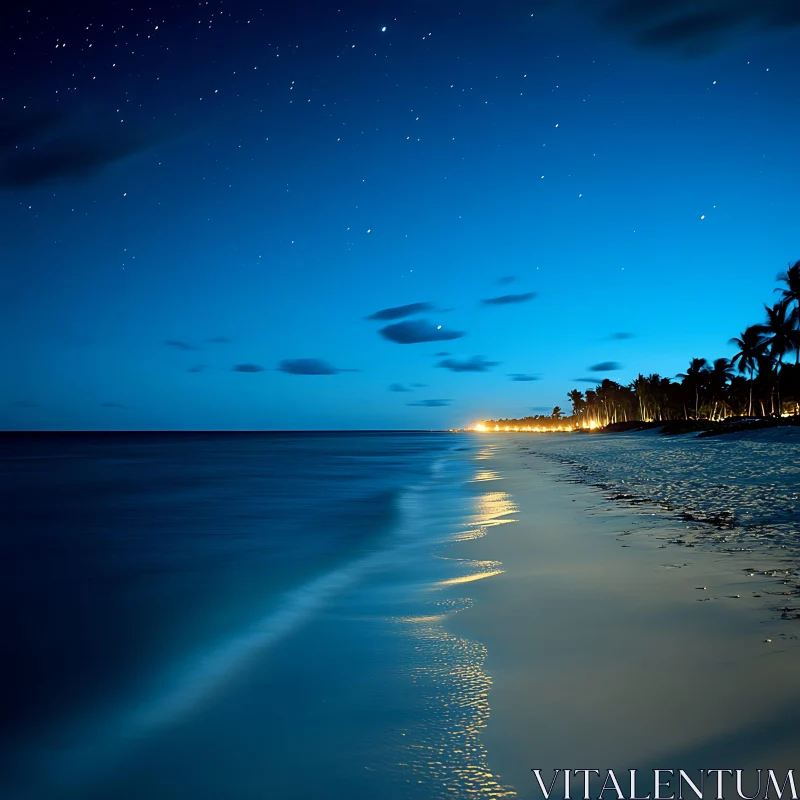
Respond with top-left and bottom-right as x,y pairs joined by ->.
0,432 -> 516,800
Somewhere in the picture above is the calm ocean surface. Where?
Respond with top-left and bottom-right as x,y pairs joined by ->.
0,432 -> 516,800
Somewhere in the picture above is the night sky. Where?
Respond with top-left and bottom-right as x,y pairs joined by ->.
3,0 -> 800,430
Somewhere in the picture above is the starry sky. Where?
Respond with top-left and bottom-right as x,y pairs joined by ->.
3,0 -> 800,430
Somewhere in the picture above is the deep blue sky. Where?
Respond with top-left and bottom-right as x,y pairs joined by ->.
3,0 -> 799,430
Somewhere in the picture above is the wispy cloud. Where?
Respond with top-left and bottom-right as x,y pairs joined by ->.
598,0 -> 800,55
407,399 -> 452,407
496,275 -> 517,285
165,340 -> 201,351
573,377 -> 600,384
389,383 -> 411,392
277,358 -> 357,375
187,365 -> 206,373
437,356 -> 500,373
0,107 -> 184,188
481,292 -> 537,306
233,364 -> 265,373
379,320 -> 464,345
508,373 -> 541,381
609,332 -> 634,340
588,361 -> 623,372
367,302 -> 434,321
207,337 -> 231,344
102,402 -> 125,408
12,400 -> 38,408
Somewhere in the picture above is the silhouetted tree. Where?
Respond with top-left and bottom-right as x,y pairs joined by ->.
677,358 -> 708,420
729,326 -> 767,416
756,299 -> 795,415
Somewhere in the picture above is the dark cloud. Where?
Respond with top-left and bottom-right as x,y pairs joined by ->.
0,128 -> 167,188
531,406 -> 554,413
0,109 -> 65,149
411,383 -> 428,388
508,373 -> 541,381
187,365 -> 206,373
389,383 -> 411,392
433,352 -> 451,357
496,275 -> 517,285
481,292 -> 537,306
610,332 -> 635,340
573,377 -> 601,383
277,358 -> 357,375
102,402 -> 125,408
588,361 -> 623,372
0,104 -> 187,189
207,336 -> 232,343
367,302 -> 434,321
407,399 -> 452,407
233,363 -> 265,373
599,0 -> 800,54
12,400 -> 38,408
165,340 -> 201,351
379,320 -> 464,345
437,356 -> 500,373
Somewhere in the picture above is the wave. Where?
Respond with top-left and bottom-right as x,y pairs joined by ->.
6,451 -> 464,799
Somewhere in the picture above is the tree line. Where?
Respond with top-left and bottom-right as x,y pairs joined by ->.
566,262 -> 800,427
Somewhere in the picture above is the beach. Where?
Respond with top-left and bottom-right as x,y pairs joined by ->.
1,430 -> 799,799
444,431 -> 800,796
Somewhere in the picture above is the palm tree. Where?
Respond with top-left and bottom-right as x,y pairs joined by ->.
729,326 -> 767,417
706,358 -> 734,420
756,299 -> 795,415
677,358 -> 708,420
567,390 -> 584,420
775,260 -> 800,365
551,406 -> 563,420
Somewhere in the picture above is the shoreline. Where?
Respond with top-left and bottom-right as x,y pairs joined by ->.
442,437 -> 800,797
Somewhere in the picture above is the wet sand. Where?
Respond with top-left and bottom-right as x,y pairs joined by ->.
445,437 -> 800,798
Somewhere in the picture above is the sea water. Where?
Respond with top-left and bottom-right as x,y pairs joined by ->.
0,432 -> 516,799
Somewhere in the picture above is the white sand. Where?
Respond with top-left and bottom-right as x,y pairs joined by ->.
443,437 -> 800,797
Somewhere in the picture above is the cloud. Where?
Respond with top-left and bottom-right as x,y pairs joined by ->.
367,302 -> 434,321
531,406 -> 554,413
207,336 -> 231,343
598,0 -> 800,54
379,320 -> 464,344
233,363 -> 265,373
0,128 -> 166,188
102,402 -> 125,408
496,275 -> 517,285
389,383 -> 411,392
165,340 -> 201,351
433,352 -> 451,357
277,358 -> 357,375
573,377 -> 601,384
0,111 -> 180,189
187,365 -> 206,373
411,383 -> 428,388
12,400 -> 38,408
610,332 -> 635,340
437,356 -> 500,373
508,373 -> 541,381
589,361 -> 623,372
407,399 -> 452,407
481,292 -> 537,305
0,109 -> 65,149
